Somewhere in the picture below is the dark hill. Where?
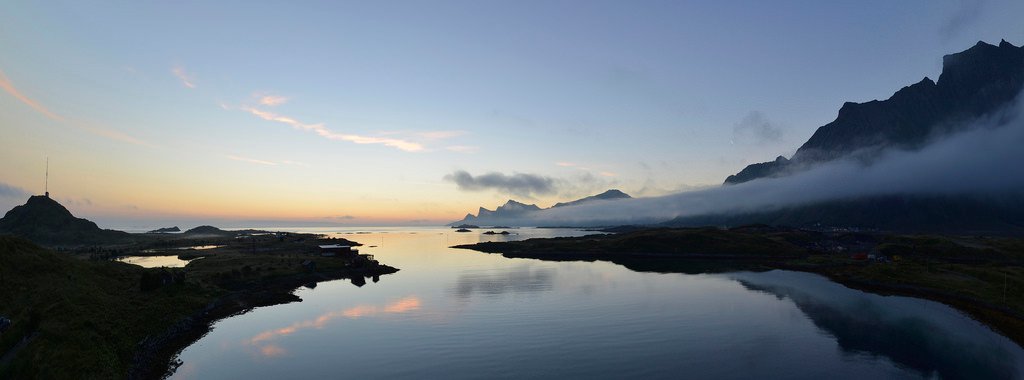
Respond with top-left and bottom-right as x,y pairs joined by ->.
147,226 -> 180,233
0,195 -> 131,246
725,40 -> 1024,184
183,225 -> 231,236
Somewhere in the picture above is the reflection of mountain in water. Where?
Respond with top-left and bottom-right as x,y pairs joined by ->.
450,263 -> 554,298
733,271 -> 1022,379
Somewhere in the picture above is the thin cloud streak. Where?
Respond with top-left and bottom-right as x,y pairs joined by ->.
1,69 -> 152,147
77,121 -> 153,147
242,106 -> 424,152
257,94 -> 288,106
0,69 -> 65,121
227,154 -> 278,166
171,66 -> 196,88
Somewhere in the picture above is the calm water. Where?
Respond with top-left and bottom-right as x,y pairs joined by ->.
116,255 -> 198,268
169,227 -> 1024,379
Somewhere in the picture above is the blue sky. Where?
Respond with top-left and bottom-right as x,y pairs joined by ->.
1,1 -> 1023,227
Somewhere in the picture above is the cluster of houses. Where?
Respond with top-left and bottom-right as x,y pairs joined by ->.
850,250 -> 897,263
317,244 -> 378,266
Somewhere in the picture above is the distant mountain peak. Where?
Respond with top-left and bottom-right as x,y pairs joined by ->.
449,189 -> 632,226
552,189 -> 632,208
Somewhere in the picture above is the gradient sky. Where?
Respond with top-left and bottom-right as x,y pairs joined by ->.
2,1 -> 1023,228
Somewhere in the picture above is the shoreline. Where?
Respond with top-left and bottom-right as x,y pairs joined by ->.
127,264 -> 399,380
454,235 -> 1024,349
513,251 -> 1024,348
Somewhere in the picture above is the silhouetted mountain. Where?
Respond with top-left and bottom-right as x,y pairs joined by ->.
0,195 -> 132,245
723,156 -> 789,185
451,190 -> 632,226
552,189 -> 632,208
454,200 -> 541,226
725,40 -> 1024,184
147,226 -> 180,233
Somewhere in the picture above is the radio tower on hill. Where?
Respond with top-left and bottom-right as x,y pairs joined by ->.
44,157 -> 49,198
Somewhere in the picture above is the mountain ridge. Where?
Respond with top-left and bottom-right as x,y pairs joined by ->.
725,39 -> 1024,184
451,189 -> 632,226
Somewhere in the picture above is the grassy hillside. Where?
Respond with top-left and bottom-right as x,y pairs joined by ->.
0,236 -> 215,379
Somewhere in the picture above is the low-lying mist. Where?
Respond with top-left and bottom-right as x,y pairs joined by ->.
503,92 -> 1024,227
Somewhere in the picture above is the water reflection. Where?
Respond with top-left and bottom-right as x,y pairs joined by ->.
115,255 -> 197,268
169,228 -> 1024,379
450,263 -> 555,298
732,271 -> 1023,379
245,296 -> 422,357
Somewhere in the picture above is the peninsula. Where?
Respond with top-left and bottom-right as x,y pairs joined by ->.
0,196 -> 399,379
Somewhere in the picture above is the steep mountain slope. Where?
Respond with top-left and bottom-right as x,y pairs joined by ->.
725,40 -> 1024,184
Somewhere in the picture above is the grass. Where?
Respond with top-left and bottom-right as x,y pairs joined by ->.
0,237 -> 214,379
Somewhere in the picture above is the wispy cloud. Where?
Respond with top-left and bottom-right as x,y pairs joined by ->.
242,106 -> 424,152
940,0 -> 988,41
78,121 -> 153,147
0,69 -> 65,121
226,154 -> 278,166
1,69 -> 151,147
171,66 -> 196,88
732,110 -> 783,145
255,93 -> 288,107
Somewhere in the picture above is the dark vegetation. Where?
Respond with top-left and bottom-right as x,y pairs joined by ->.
0,231 -> 397,379
455,226 -> 1024,347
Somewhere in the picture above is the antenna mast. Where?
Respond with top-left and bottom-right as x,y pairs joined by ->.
45,157 -> 49,198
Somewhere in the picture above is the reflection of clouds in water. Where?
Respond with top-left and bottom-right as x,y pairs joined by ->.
260,344 -> 286,357
451,263 -> 555,298
731,271 -> 1024,379
245,296 -> 421,357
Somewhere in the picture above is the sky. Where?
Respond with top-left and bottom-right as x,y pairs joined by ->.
1,1 -> 1023,228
